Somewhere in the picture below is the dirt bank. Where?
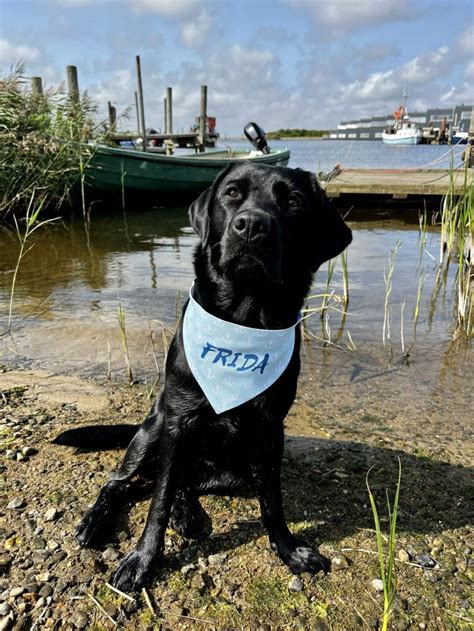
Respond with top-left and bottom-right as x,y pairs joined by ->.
1,364 -> 472,630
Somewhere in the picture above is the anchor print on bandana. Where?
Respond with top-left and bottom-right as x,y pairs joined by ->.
183,286 -> 297,414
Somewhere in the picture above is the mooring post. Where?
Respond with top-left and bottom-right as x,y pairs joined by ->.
165,87 -> 173,134
66,65 -> 80,103
31,76 -> 43,98
134,91 -> 141,133
135,55 -> 147,152
108,101 -> 117,131
198,85 -> 207,152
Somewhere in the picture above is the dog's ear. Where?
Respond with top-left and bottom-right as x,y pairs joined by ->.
189,165 -> 234,248
308,174 -> 352,271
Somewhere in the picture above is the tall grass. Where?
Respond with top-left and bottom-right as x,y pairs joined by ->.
366,458 -> 402,631
5,192 -> 58,333
0,64 -> 98,220
382,239 -> 402,346
439,165 -> 473,336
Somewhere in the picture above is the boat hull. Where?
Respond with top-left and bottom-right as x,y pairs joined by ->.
84,146 -> 291,194
382,132 -> 422,145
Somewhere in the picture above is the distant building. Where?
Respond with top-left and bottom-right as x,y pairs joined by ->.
329,104 -> 472,140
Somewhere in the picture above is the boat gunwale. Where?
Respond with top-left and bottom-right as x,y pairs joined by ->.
91,145 -> 291,168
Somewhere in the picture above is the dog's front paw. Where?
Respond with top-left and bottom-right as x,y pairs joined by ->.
110,549 -> 155,592
273,537 -> 330,575
76,508 -> 108,547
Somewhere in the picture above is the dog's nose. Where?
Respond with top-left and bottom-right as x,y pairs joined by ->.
232,211 -> 271,242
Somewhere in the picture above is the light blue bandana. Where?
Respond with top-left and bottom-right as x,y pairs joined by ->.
183,287 -> 297,414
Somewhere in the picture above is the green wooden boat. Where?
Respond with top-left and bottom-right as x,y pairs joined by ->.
84,145 -> 291,194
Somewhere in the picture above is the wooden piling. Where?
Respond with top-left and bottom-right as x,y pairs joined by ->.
198,85 -> 207,152
165,87 -> 173,134
66,65 -> 80,103
31,77 -> 43,98
108,102 -> 116,131
135,55 -> 147,152
134,91 -> 140,133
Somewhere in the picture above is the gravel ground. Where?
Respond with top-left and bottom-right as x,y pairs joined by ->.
1,361 -> 472,630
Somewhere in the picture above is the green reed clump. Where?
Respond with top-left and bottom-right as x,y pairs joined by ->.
0,64 -> 98,220
439,165 -> 473,335
366,458 -> 402,631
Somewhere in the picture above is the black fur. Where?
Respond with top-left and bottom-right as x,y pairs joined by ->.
54,162 -> 352,592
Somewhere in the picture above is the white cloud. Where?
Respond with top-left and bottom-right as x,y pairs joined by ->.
181,10 -> 213,47
464,60 -> 474,79
131,0 -> 199,17
401,45 -> 450,83
458,24 -> 474,56
0,39 -> 40,65
289,0 -> 413,32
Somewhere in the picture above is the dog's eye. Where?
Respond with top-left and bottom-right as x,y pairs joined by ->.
225,186 -> 240,199
288,196 -> 301,208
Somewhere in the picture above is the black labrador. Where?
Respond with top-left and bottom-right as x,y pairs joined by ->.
54,162 -> 352,592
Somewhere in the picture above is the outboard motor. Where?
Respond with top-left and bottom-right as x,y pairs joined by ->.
244,122 -> 271,154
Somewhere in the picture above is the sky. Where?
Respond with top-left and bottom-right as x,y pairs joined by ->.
0,0 -> 473,136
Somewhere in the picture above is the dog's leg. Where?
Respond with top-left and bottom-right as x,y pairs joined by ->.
250,421 -> 329,575
110,418 -> 180,592
76,402 -> 163,547
170,489 -> 212,540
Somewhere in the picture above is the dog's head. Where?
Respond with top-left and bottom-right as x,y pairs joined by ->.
189,162 -> 351,286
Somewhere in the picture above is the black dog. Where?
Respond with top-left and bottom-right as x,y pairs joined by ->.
55,162 -> 352,592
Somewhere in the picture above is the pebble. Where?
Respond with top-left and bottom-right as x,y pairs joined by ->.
331,555 -> 350,570
32,537 -> 46,550
0,555 -> 12,571
6,499 -> 24,510
397,548 -> 410,563
21,447 -> 36,457
181,563 -> 196,575
43,508 -> 58,522
288,576 -> 304,592
9,586 -> 24,598
71,610 -> 89,629
0,603 -> 11,617
369,578 -> 384,593
415,554 -> 436,569
38,584 -> 54,598
0,612 -> 14,631
208,553 -> 227,566
102,548 -> 120,562
47,540 -> 59,551
191,573 -> 206,590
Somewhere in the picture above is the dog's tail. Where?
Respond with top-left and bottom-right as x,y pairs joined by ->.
52,424 -> 138,450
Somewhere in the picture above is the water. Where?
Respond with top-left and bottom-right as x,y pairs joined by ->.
219,138 -> 466,172
0,140 -> 471,437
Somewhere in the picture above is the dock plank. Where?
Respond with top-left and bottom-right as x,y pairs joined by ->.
325,168 -> 472,201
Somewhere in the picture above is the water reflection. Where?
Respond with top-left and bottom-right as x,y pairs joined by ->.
0,203 -> 469,386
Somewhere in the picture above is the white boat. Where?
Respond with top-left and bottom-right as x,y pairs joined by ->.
382,98 -> 422,145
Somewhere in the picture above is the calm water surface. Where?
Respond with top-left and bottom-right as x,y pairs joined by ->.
0,140 -> 470,395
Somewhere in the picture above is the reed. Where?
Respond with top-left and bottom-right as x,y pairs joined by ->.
366,458 -> 402,631
6,192 -> 58,333
382,239 -> 402,347
341,250 -> 349,306
117,303 -> 133,384
439,164 -> 473,335
0,64 -> 98,220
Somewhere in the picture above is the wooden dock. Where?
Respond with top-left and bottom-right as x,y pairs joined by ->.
324,167 -> 472,207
